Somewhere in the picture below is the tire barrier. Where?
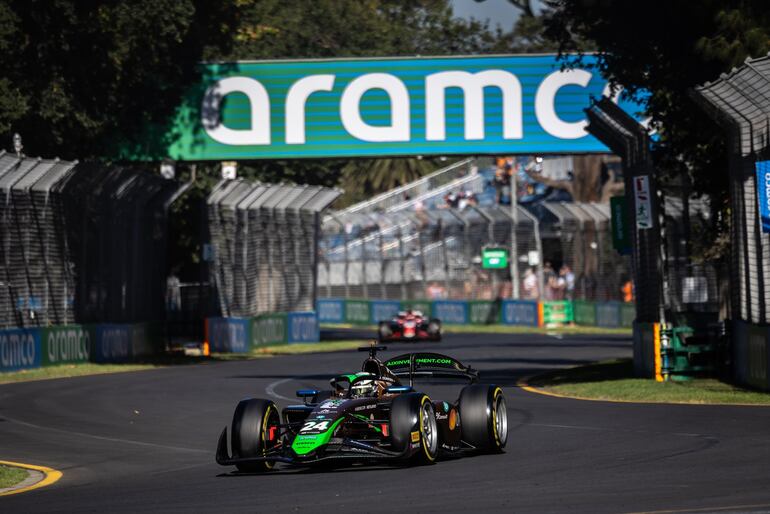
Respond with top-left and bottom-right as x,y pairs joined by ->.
317,299 -> 634,329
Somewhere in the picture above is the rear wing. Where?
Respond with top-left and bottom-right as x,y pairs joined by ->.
384,353 -> 478,385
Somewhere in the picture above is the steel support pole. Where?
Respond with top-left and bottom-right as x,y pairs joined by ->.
510,176 -> 520,299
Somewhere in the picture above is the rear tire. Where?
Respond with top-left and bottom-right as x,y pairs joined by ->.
390,392 -> 439,465
427,319 -> 442,341
459,385 -> 507,452
378,322 -> 392,342
231,398 -> 280,472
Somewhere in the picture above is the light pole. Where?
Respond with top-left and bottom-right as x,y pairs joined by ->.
510,161 -> 520,299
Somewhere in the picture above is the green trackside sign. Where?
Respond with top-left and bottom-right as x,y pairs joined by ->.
610,196 -> 631,254
481,248 -> 508,269
151,54 -> 643,161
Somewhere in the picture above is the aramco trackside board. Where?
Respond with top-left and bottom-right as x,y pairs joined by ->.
159,54 -> 644,160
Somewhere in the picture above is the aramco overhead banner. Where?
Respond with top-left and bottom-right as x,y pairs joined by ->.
164,54 -> 643,160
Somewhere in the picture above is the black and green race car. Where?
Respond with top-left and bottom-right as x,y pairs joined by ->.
215,345 -> 508,471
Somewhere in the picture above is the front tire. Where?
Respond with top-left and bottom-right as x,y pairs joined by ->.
427,319 -> 442,342
231,398 -> 280,472
390,393 -> 439,465
459,385 -> 507,452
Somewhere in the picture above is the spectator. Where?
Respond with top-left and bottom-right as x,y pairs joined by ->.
494,157 -> 511,204
426,281 -> 446,299
560,265 -> 575,300
166,269 -> 181,313
621,277 -> 634,302
522,268 -> 538,299
543,261 -> 558,300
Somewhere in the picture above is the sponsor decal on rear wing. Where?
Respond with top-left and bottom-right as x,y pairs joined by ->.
385,353 -> 478,383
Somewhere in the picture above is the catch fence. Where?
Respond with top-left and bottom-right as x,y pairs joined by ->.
206,179 -> 340,318
318,200 -> 631,303
0,154 -> 182,328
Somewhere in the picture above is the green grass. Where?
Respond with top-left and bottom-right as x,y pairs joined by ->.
528,359 -> 770,405
0,340 -> 369,384
321,323 -> 631,336
0,464 -> 28,489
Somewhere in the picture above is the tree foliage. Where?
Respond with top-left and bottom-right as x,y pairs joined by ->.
0,0 -> 240,159
544,0 -> 770,213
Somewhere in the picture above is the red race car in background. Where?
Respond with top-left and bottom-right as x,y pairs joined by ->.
378,310 -> 441,342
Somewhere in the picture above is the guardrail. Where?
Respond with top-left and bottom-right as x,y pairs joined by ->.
316,298 -> 635,329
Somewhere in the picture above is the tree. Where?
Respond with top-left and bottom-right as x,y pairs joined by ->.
0,1 -> 240,159
543,0 -> 770,219
521,155 -> 624,203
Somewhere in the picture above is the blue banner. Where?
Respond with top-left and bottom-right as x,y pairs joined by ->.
370,300 -> 401,323
596,302 -> 622,328
208,317 -> 250,353
501,300 -> 539,326
287,312 -> 319,343
0,328 -> 42,372
93,324 -> 132,363
316,299 -> 345,323
433,301 -> 468,325
757,160 -> 770,233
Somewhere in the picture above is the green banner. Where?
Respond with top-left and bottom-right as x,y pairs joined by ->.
572,300 -> 597,326
468,301 -> 501,324
542,301 -> 574,324
345,300 -> 371,325
620,303 -> 635,328
42,325 -> 93,366
611,196 -> 631,254
252,313 -> 287,347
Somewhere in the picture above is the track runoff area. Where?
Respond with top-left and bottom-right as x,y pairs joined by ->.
0,330 -> 769,513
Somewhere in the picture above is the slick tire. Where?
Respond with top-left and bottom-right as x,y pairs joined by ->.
390,392 -> 439,465
378,322 -> 392,342
459,384 -> 507,452
427,319 -> 442,342
231,398 -> 280,472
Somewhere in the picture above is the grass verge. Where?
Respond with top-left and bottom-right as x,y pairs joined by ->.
0,340 -> 369,385
0,465 -> 28,489
526,359 -> 770,405
321,323 -> 631,336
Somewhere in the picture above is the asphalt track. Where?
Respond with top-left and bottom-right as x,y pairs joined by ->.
2,330 -> 770,514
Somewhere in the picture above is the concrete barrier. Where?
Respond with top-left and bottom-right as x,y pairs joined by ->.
433,300 -> 468,325
468,301 -> 501,324
370,300 -> 401,324
251,313 -> 287,347
0,327 -> 41,372
287,312 -> 319,343
573,300 -> 597,326
207,317 -> 250,353
345,300 -> 370,325
93,324 -> 132,363
42,325 -> 92,365
316,299 -> 344,323
501,300 -> 539,326
596,302 -> 622,328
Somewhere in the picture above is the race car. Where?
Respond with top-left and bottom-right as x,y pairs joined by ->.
378,310 -> 441,342
215,344 -> 507,471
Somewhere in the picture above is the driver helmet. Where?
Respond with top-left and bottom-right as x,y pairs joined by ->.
350,372 -> 380,398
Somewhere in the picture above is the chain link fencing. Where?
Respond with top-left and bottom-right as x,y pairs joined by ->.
206,179 -> 340,318
0,153 -> 182,328
318,183 -> 631,303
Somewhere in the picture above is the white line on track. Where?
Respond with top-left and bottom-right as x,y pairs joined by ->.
265,378 -> 297,401
546,332 -> 564,340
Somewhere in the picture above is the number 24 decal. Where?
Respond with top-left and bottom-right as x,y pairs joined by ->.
300,420 -> 330,432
